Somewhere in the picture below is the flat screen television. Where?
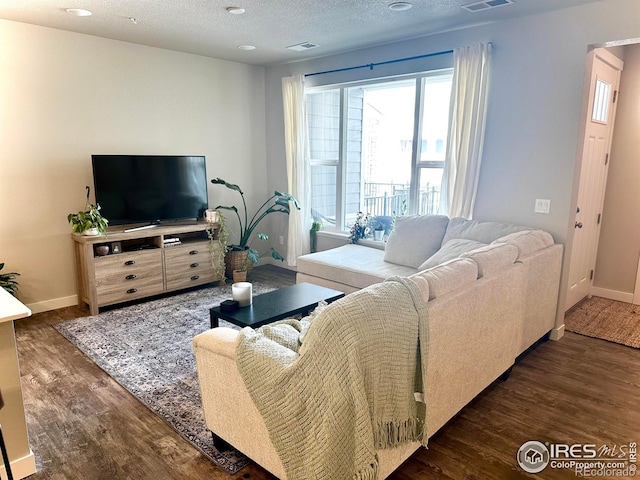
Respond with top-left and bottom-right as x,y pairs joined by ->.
91,155 -> 208,227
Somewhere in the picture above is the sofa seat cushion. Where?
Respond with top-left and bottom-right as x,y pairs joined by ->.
460,243 -> 519,278
418,238 -> 487,271
442,217 -> 528,245
409,258 -> 478,301
297,244 -> 417,289
384,215 -> 450,268
492,230 -> 554,259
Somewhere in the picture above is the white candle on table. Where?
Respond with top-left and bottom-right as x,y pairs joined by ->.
232,282 -> 252,307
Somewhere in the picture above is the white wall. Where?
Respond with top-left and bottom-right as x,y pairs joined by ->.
264,0 -> 640,324
0,19 -> 266,312
594,43 -> 640,295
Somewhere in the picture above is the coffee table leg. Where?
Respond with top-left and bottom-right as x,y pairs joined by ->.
210,310 -> 219,329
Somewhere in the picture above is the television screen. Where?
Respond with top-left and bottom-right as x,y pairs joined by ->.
91,155 -> 208,226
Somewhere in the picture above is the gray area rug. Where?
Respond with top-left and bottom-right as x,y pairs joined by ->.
54,280 -> 284,474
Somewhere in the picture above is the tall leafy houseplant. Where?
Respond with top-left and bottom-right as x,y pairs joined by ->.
0,263 -> 19,296
211,178 -> 299,267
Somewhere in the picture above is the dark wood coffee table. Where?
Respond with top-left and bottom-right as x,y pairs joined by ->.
209,282 -> 345,329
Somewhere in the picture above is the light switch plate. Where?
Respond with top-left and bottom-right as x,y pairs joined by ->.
535,199 -> 551,214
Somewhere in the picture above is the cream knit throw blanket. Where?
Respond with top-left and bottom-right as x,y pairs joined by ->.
236,277 -> 429,480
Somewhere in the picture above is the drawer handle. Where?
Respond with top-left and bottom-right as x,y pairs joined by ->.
190,263 -> 199,268
191,275 -> 200,281
126,288 -> 138,294
125,274 -> 137,280
124,260 -> 135,266
189,250 -> 199,255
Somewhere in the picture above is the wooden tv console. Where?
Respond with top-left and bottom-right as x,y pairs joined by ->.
72,222 -> 223,315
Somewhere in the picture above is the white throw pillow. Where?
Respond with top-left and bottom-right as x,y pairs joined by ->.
384,215 -> 450,268
418,238 -> 487,271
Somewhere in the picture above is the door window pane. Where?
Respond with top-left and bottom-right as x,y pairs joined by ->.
591,77 -> 611,124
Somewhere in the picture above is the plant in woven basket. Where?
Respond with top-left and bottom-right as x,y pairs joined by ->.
210,178 -> 300,268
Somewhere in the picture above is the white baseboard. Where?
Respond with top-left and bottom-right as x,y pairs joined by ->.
259,257 -> 298,272
590,287 -> 634,304
550,324 -> 565,341
1,449 -> 36,480
27,295 -> 77,314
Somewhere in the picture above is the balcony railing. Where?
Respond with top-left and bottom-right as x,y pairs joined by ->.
363,183 -> 440,216
311,182 -> 441,228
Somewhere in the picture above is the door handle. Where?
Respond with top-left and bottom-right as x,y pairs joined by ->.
575,222 -> 583,229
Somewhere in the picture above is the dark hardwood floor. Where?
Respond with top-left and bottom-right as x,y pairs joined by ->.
14,266 -> 640,479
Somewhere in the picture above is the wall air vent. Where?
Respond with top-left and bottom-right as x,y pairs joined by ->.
287,42 -> 319,52
462,0 -> 513,12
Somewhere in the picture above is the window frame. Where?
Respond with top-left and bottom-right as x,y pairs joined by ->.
307,68 -> 453,231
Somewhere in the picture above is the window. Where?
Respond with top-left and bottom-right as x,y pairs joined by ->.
307,70 -> 453,231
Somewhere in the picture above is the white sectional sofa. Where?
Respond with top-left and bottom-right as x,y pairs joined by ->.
297,215 -> 563,355
192,215 -> 563,479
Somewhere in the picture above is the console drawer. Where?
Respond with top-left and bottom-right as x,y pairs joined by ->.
95,250 -> 163,305
164,242 -> 216,290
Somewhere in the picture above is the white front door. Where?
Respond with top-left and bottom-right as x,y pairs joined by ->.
566,48 -> 623,311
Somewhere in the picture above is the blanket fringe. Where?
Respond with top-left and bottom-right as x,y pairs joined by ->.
354,461 -> 379,480
375,417 -> 424,449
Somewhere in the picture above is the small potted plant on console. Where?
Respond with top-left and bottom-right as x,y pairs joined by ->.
67,186 -> 109,236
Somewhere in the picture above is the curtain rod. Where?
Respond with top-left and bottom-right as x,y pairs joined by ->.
304,48 -> 455,78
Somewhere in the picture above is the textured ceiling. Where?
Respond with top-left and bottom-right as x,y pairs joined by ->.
0,0 -> 599,66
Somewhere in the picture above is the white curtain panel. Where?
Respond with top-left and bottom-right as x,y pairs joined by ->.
282,74 -> 311,266
440,43 -> 492,219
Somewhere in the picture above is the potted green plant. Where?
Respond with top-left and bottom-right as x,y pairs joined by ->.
67,186 -> 109,236
0,263 -> 19,296
371,215 -> 393,241
206,209 -> 228,282
210,178 -> 300,277
310,220 -> 322,253
348,212 -> 370,244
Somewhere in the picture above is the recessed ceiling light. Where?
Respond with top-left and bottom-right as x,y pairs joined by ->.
65,8 -> 93,16
238,45 -> 256,50
226,7 -> 245,14
388,2 -> 412,11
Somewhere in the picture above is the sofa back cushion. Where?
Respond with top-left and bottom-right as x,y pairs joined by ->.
384,214 -> 450,268
442,217 -> 528,245
491,230 -> 554,259
460,243 -> 519,278
409,257 -> 478,301
418,238 -> 487,271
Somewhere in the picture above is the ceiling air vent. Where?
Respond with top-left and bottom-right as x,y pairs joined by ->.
287,42 -> 319,52
462,0 -> 513,12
